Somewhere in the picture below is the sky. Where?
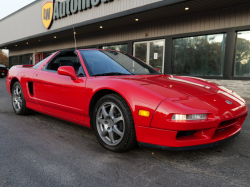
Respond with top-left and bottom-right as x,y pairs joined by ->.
0,0 -> 36,56
0,0 -> 35,20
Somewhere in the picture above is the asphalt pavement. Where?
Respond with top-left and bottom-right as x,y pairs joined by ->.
0,77 -> 250,187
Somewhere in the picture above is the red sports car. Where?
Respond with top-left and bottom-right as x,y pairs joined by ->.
6,49 -> 248,152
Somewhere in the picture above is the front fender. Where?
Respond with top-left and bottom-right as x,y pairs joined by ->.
86,77 -> 166,127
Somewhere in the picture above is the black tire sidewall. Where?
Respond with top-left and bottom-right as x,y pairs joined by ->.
93,94 -> 133,152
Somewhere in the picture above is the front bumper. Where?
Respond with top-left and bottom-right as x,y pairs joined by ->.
138,132 -> 240,151
135,113 -> 247,149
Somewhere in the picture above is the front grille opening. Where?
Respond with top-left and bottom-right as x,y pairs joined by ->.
177,130 -> 196,138
217,118 -> 239,130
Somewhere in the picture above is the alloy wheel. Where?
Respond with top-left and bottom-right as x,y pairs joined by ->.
96,102 -> 125,146
13,85 -> 22,112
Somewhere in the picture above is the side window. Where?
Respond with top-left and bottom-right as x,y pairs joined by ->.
45,52 -> 85,76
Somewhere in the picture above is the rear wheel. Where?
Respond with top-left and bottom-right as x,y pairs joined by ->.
12,82 -> 32,115
93,94 -> 137,152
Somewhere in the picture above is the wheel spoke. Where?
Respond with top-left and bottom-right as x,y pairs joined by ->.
113,125 -> 123,137
101,129 -> 108,137
14,101 -> 18,108
102,106 -> 109,118
16,87 -> 20,96
109,104 -> 115,118
17,102 -> 21,109
113,116 -> 123,124
98,118 -> 105,124
108,131 -> 115,143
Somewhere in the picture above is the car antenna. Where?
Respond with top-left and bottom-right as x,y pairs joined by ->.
73,26 -> 77,50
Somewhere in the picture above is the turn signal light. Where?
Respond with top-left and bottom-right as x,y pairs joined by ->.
138,110 -> 150,117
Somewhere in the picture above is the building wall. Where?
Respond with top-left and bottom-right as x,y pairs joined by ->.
9,3 -> 250,56
0,0 -> 162,45
77,3 -> 250,46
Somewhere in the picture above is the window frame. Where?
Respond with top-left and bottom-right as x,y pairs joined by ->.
42,50 -> 86,77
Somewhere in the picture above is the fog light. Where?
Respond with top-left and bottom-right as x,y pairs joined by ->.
139,110 -> 150,117
172,114 -> 207,121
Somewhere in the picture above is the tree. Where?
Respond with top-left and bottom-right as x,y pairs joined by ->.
0,49 -> 9,67
234,38 -> 250,77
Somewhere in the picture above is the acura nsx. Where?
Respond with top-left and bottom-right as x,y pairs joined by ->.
6,49 -> 248,152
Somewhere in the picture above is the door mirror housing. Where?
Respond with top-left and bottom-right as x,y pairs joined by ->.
155,68 -> 160,72
58,66 -> 78,80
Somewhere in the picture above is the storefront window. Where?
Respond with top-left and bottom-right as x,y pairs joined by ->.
172,33 -> 226,76
234,31 -> 250,77
19,54 -> 32,65
102,44 -> 127,53
9,56 -> 19,67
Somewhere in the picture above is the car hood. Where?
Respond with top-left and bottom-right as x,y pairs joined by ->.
119,75 -> 247,115
114,75 -> 247,117
119,75 -> 220,97
118,74 -> 245,101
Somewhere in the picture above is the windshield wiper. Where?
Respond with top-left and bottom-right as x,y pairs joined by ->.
93,72 -> 132,76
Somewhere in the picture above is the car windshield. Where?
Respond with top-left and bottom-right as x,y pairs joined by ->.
80,50 -> 161,76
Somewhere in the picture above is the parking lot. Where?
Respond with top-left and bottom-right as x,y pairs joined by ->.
0,77 -> 250,187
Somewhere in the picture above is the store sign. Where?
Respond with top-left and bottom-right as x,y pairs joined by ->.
42,0 -> 114,30
42,0 -> 54,29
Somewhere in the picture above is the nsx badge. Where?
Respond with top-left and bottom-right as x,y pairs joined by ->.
226,100 -> 232,105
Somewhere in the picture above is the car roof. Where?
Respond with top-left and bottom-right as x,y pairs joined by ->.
78,49 -> 124,53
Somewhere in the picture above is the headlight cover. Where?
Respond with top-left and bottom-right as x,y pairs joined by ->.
172,114 -> 208,121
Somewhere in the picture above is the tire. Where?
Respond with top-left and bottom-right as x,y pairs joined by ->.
12,82 -> 32,115
93,94 -> 137,152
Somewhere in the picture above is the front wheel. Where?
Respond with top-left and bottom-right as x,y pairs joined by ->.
12,82 -> 32,115
93,94 -> 137,152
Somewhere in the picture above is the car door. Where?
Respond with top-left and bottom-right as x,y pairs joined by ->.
32,50 -> 86,122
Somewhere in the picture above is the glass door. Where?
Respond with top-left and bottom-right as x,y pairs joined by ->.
134,42 -> 148,63
134,39 -> 165,73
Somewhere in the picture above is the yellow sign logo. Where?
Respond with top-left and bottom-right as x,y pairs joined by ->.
42,0 -> 54,29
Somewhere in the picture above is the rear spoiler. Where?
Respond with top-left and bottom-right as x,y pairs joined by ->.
22,65 -> 34,67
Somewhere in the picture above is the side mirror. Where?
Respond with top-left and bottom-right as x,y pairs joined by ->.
155,68 -> 160,72
58,66 -> 77,80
